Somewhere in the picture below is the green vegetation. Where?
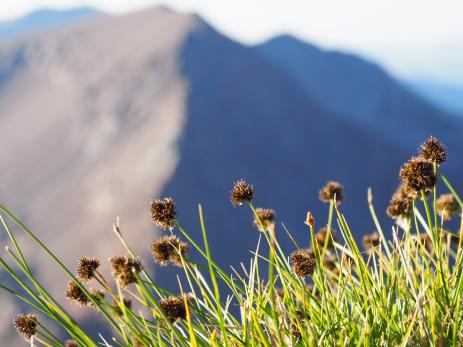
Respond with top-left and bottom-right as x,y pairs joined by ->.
2,137 -> 463,346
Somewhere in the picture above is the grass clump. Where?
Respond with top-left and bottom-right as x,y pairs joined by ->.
1,137 -> 463,346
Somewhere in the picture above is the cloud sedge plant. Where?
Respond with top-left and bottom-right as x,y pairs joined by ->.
1,136 -> 463,346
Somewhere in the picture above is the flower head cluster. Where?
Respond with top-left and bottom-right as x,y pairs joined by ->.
76,256 -> 100,283
387,185 -> 416,220
109,256 -> 143,288
419,136 -> 447,165
13,314 -> 38,341
160,296 -> 187,322
362,232 -> 381,250
150,197 -> 177,230
290,249 -> 316,277
436,193 -> 461,221
253,208 -> 276,231
152,235 -> 188,267
319,181 -> 343,204
231,179 -> 254,205
400,156 -> 436,193
65,281 -> 90,306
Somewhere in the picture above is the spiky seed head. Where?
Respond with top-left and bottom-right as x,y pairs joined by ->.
150,197 -> 177,230
13,314 -> 38,341
363,232 -> 381,250
151,235 -> 189,267
387,185 -> 416,220
76,256 -> 100,283
419,136 -> 447,165
319,181 -> 343,204
65,340 -> 79,347
304,211 -> 315,228
315,227 -> 338,249
436,193 -> 461,221
160,296 -> 186,322
253,208 -> 276,231
230,179 -> 254,205
65,281 -> 90,306
109,256 -> 143,288
290,249 -> 316,277
400,156 -> 436,193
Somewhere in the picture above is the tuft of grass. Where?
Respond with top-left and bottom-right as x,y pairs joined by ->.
1,136 -> 463,346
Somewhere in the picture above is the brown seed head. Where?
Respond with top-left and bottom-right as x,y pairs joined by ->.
363,232 -> 381,250
400,156 -> 436,193
109,256 -> 143,288
160,296 -> 186,322
387,185 -> 416,219
436,193 -> 461,221
419,136 -> 447,165
150,197 -> 177,230
315,227 -> 338,250
76,256 -> 100,283
290,249 -> 316,277
304,211 -> 315,228
151,235 -> 189,267
65,281 -> 90,306
319,181 -> 343,204
65,340 -> 79,347
253,208 -> 276,231
231,179 -> 254,205
13,314 -> 38,341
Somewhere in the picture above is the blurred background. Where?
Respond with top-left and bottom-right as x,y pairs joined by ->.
0,1 -> 462,345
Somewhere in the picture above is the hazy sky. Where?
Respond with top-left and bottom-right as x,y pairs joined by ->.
1,0 -> 462,84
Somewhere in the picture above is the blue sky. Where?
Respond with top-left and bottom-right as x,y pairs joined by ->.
1,0 -> 462,84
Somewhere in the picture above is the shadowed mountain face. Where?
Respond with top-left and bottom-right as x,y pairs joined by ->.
0,7 -> 103,39
161,23 -> 410,282
0,6 -> 462,345
255,35 -> 462,147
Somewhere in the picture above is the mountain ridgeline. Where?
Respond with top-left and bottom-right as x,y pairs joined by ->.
0,7 -> 102,39
0,6 -> 462,345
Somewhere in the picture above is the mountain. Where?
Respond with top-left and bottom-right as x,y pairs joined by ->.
0,6 -> 462,345
254,35 -> 462,147
0,7 -> 103,39
408,79 -> 463,116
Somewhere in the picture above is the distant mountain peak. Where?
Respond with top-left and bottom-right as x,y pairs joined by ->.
255,34 -> 460,146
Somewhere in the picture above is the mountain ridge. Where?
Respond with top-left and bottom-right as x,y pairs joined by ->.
0,7 -> 104,40
254,34 -> 462,148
